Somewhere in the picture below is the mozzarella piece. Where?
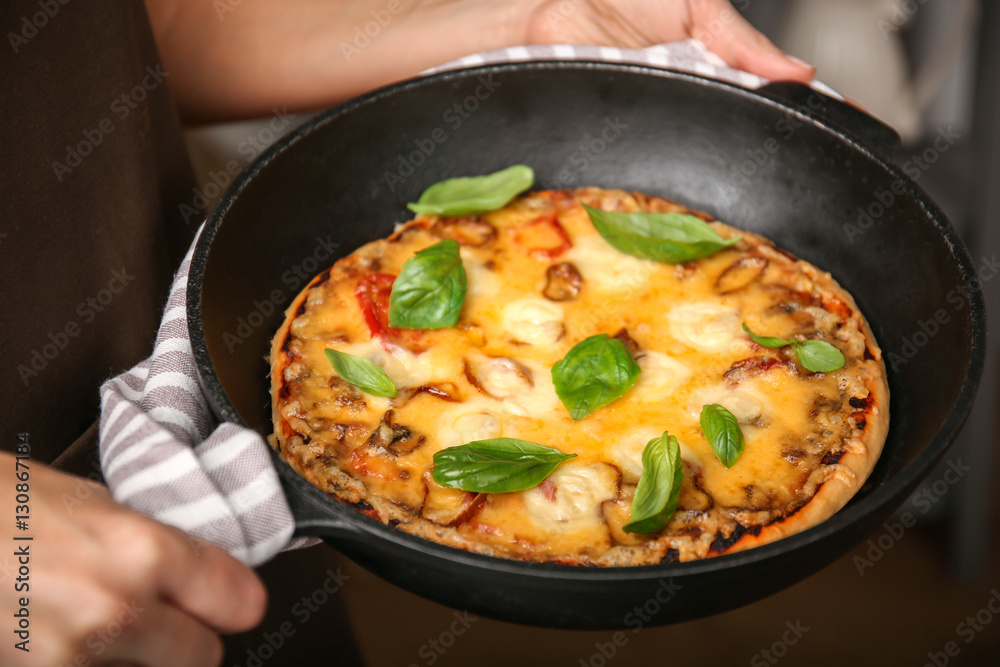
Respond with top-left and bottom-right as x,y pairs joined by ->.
501,364 -> 561,417
690,383 -> 768,425
460,248 -> 501,298
502,298 -> 565,345
477,357 -> 532,399
436,401 -> 503,449
522,463 -> 617,533
565,234 -> 657,291
666,302 -> 743,353
611,428 -> 700,484
632,351 -> 692,401
468,355 -> 561,418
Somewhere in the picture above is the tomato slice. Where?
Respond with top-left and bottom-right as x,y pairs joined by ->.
355,273 -> 395,338
516,214 -> 573,259
354,273 -> 426,352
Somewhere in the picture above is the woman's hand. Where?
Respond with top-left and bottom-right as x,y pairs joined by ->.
0,454 -> 266,666
526,0 -> 814,82
147,0 -> 812,123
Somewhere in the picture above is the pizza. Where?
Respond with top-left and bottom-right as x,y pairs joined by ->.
269,183 -> 889,566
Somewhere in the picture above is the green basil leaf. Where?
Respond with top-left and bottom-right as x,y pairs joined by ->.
388,239 -> 467,329
431,438 -> 576,493
790,340 -> 846,373
407,165 -> 534,216
699,404 -> 745,468
741,322 -> 790,349
324,349 -> 397,397
623,432 -> 684,534
583,204 -> 739,263
551,334 -> 641,421
742,322 -> 846,373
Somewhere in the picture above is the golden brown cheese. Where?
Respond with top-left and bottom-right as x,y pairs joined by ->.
270,188 -> 888,565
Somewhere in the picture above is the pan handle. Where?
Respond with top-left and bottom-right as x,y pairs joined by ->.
270,449 -> 368,541
757,81 -> 901,159
285,482 -> 360,540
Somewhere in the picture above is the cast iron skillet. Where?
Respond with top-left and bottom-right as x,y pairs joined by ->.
188,63 -> 986,629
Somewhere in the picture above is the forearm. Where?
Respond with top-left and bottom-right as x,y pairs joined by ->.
146,0 -> 536,123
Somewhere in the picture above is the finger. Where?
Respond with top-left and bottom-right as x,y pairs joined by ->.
690,0 -> 815,83
101,513 -> 268,634
97,597 -> 224,667
154,525 -> 268,634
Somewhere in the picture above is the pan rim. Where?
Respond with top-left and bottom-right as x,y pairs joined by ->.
188,60 -> 987,580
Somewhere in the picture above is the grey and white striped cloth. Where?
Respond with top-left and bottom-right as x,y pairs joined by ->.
98,40 -> 822,566
99,236 -> 308,565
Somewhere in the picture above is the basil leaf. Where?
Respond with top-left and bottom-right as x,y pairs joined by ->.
388,239 -> 467,329
742,323 -> 846,373
790,340 -> 846,373
741,322 -> 790,349
583,205 -> 739,263
431,438 -> 576,493
551,334 -> 641,420
623,433 -> 684,534
700,404 -> 745,468
324,349 -> 397,397
407,165 -> 534,216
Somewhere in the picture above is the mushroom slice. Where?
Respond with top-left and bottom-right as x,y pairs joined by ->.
432,216 -> 497,246
364,410 -> 424,456
542,262 -> 583,301
715,256 -> 768,293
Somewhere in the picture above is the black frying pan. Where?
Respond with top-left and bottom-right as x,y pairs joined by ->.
188,63 -> 986,629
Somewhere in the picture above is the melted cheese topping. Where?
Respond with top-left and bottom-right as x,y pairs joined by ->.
564,234 -> 657,292
632,352 -> 693,401
502,298 -> 565,345
521,462 -> 617,532
273,188 -> 886,564
666,302 -> 745,353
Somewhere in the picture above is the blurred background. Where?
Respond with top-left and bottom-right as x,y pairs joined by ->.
197,1 -> 1000,664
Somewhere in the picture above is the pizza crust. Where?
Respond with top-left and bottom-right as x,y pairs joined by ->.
269,187 -> 890,565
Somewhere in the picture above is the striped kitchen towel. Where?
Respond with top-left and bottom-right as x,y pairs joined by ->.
99,233 -> 313,566
98,40 -> 815,566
